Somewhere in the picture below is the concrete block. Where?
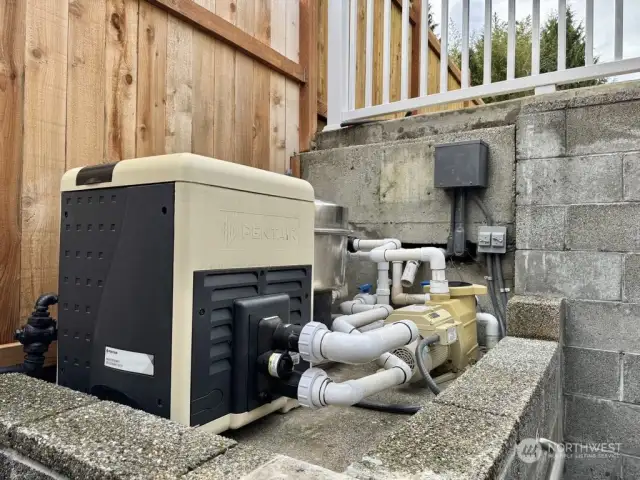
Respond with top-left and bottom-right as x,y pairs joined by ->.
184,446 -> 275,480
516,111 -> 565,160
567,100 -> 640,155
623,152 -> 640,201
564,347 -> 621,400
0,374 -> 96,445
0,448 -> 63,480
565,394 -> 640,456
302,125 -> 515,245
566,204 -> 640,252
435,337 -> 558,420
314,99 -> 522,150
622,454 -> 640,479
346,402 -> 517,479
506,295 -> 565,341
563,451 -> 622,480
516,154 -> 623,205
624,254 -> 640,303
565,300 -> 640,353
515,206 -> 566,250
12,401 -> 235,479
623,353 -> 640,405
515,251 -> 622,301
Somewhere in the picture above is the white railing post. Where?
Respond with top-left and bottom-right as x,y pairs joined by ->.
461,0 -> 470,89
483,0 -> 492,85
325,0 -> 346,131
440,0 -> 449,93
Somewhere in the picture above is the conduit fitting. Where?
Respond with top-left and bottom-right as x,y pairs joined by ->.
401,260 -> 421,288
298,320 -> 418,365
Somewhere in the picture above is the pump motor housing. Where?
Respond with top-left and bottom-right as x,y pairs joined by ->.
56,154 -> 315,433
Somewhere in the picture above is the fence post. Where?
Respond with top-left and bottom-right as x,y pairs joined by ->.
325,0 -> 345,131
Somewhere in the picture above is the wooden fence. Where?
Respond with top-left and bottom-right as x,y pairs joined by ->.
0,0 -> 315,348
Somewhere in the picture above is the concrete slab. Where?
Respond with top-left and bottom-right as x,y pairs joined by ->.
0,374 -> 96,445
434,337 -> 558,420
346,402 -> 516,479
243,455 -> 349,479
11,401 -> 235,480
506,295 -> 564,342
224,361 -> 447,473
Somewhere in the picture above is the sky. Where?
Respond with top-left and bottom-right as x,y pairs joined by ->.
428,0 -> 640,81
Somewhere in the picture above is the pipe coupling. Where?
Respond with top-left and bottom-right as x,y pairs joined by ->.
297,367 -> 329,408
297,321 -> 328,364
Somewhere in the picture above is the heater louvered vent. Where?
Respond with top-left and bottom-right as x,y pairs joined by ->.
190,265 -> 311,427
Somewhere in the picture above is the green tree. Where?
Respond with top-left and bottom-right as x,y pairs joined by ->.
450,7 -> 601,103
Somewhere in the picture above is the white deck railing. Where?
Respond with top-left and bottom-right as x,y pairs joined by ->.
325,0 -> 640,131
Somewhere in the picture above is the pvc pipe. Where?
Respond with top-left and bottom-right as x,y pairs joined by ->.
331,307 -> 393,333
298,320 -> 418,365
477,312 -> 500,349
339,301 -> 393,315
376,261 -> 391,304
353,292 -> 377,305
391,262 -> 429,306
370,247 -> 448,295
352,238 -> 401,251
358,319 -> 385,332
401,260 -> 421,288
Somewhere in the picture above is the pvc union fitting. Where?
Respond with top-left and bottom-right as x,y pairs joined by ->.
297,321 -> 329,364
297,367 -> 329,408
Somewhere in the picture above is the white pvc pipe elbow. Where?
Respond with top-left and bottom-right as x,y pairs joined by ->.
477,312 -> 500,349
298,320 -> 419,365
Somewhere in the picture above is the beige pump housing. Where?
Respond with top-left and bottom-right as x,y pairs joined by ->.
57,154 -> 315,434
386,283 -> 486,380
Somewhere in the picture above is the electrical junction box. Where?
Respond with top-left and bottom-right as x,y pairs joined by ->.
477,225 -> 507,254
434,140 -> 489,188
56,154 -> 315,434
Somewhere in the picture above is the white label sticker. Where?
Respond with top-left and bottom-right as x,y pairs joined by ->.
447,327 -> 458,344
268,353 -> 283,378
401,305 -> 430,312
104,347 -> 154,376
289,352 -> 301,365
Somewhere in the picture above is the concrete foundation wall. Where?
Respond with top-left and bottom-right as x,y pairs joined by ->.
302,81 -> 640,478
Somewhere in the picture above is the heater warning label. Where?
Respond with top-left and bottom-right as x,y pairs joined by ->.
104,347 -> 154,376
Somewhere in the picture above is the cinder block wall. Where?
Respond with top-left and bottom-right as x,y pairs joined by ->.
514,86 -> 640,477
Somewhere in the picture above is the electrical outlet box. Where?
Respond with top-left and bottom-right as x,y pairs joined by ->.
434,140 -> 489,188
477,226 -> 507,254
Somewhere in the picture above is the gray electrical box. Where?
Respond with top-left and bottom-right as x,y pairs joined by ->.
434,140 -> 488,188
